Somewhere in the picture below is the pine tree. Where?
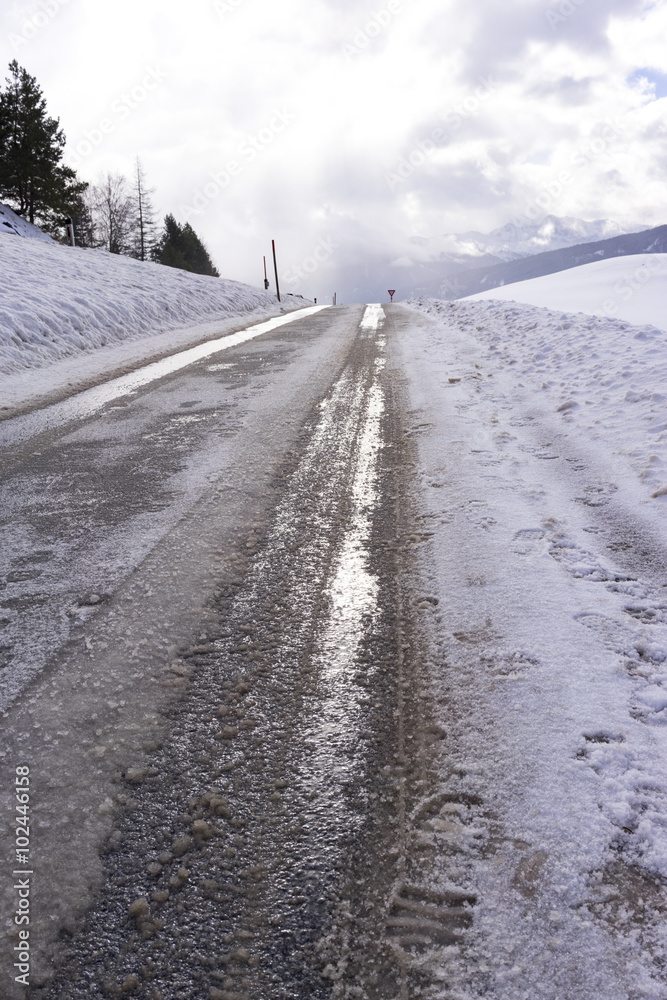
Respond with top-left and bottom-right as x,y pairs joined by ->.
0,60 -> 86,229
154,214 -> 220,276
130,157 -> 157,261
68,188 -> 97,248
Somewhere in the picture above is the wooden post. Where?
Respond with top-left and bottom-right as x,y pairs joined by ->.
272,240 -> 281,302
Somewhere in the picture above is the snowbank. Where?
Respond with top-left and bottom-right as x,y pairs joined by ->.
0,233 -> 299,377
407,296 -> 667,501
464,253 -> 667,330
397,299 -> 667,994
0,202 -> 54,242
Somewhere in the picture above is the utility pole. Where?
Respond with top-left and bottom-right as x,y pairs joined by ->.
272,240 -> 281,302
263,256 -> 269,290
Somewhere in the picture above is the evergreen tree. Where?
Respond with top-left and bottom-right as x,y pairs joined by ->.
0,60 -> 86,229
160,239 -> 189,271
154,213 -> 219,276
68,188 -> 97,248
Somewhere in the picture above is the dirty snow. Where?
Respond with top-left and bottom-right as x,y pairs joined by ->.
399,296 -> 667,996
408,296 -> 667,501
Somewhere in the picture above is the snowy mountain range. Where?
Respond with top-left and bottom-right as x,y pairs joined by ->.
444,223 -> 667,299
407,215 -> 632,268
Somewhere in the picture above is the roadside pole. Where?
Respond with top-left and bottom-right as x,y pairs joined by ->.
263,256 -> 269,290
272,240 -> 281,302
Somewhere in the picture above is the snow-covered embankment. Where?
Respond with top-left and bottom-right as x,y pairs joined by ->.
0,225 -> 303,413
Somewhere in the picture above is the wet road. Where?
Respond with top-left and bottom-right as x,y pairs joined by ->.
0,305 -> 455,999
3,300 -> 667,1000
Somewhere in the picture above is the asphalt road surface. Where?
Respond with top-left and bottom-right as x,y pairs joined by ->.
0,305 -> 451,999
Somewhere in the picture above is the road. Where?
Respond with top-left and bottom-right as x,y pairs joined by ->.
1,302 -> 666,999
0,304 -> 452,999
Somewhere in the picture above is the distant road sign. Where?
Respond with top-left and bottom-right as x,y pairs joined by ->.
388,289 -> 395,301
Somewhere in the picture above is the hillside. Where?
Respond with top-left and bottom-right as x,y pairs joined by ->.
0,202 -> 54,242
442,224 -> 667,299
465,253 -> 667,330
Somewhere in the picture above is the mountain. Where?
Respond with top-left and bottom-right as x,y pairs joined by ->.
407,215 -> 629,268
445,224 -> 667,299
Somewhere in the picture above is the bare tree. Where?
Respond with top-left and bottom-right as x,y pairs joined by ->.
92,172 -> 134,254
131,157 -> 157,261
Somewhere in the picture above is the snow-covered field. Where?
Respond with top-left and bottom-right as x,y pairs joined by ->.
465,252 -> 667,330
400,296 -> 667,995
409,296 -> 667,502
0,217 -> 304,413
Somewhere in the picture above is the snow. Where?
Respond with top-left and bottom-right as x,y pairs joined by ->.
0,201 -> 54,242
409,295 -> 667,502
399,294 -> 667,995
0,223 -> 305,384
464,252 -> 667,330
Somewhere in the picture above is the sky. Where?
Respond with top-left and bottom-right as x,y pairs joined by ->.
1,0 -> 666,303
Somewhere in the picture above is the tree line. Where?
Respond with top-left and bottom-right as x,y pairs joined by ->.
0,61 -> 219,277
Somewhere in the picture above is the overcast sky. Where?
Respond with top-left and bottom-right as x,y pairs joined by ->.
2,0 -> 666,301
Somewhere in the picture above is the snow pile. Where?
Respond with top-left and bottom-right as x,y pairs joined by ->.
0,201 -> 54,242
0,234 -> 295,376
464,253 -> 667,330
396,300 -> 667,995
407,296 -> 667,500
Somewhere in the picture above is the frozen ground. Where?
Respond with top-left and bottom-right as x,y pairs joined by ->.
399,299 -> 667,997
408,296 -> 667,501
464,252 -> 667,330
